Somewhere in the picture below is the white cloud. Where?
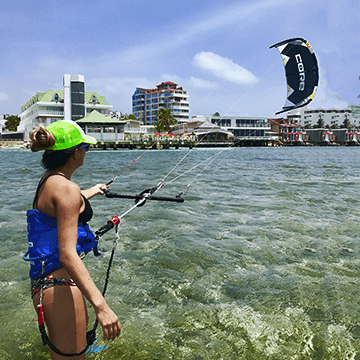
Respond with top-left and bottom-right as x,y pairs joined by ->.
193,52 -> 259,86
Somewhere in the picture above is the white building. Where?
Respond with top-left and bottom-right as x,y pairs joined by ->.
287,106 -> 353,128
18,74 -> 113,140
109,110 -> 126,120
132,81 -> 189,125
191,115 -> 273,140
0,114 -> 7,136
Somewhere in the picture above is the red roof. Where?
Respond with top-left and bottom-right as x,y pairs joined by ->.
159,81 -> 177,86
141,81 -> 181,93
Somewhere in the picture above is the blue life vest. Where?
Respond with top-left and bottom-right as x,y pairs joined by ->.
23,209 -> 98,280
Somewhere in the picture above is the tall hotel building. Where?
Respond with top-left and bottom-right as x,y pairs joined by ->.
132,81 -> 189,125
18,74 -> 112,139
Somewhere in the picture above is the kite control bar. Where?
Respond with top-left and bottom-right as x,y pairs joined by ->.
104,189 -> 184,205
95,187 -> 184,238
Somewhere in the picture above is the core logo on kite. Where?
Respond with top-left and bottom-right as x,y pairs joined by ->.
295,54 -> 305,91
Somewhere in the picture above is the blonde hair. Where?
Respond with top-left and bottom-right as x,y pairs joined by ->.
30,123 -> 55,152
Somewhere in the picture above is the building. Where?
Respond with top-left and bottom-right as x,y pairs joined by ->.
76,110 -> 126,144
171,119 -> 233,143
132,81 -> 189,125
287,106 -> 353,128
109,110 -> 126,120
18,74 -> 113,140
0,114 -> 7,137
268,118 -> 306,144
123,120 -> 156,139
191,115 -> 273,141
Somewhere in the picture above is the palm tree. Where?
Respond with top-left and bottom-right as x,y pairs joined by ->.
341,114 -> 350,129
314,114 -> 324,128
155,108 -> 177,133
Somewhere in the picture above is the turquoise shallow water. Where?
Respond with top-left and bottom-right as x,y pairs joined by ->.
1,147 -> 360,359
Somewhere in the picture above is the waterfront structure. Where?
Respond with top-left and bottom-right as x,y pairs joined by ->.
333,127 -> 360,144
76,110 -> 126,144
268,118 -> 306,143
132,81 -> 189,125
190,115 -> 273,141
123,120 -> 155,138
287,106 -> 353,128
18,74 -> 113,140
171,119 -> 233,143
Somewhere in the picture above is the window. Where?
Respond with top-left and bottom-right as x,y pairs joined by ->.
52,93 -> 62,102
90,95 -> 99,104
87,126 -> 101,133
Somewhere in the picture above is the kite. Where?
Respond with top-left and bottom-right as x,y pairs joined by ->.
270,37 -> 319,115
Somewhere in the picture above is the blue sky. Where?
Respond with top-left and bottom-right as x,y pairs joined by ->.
1,0 -> 359,118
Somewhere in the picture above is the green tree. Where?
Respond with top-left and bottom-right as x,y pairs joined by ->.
123,114 -> 137,120
154,108 -> 177,133
341,115 -> 350,129
213,112 -> 220,116
314,114 -> 324,129
5,115 -> 20,131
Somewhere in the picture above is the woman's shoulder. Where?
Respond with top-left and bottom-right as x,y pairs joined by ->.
45,174 -> 81,198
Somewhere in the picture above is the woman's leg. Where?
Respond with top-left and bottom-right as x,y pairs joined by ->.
33,284 -> 87,360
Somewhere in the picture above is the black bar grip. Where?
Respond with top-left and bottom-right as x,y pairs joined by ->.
148,195 -> 184,203
105,191 -> 184,203
95,222 -> 114,237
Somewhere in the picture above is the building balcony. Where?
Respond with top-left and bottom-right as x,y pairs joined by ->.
233,124 -> 270,128
168,93 -> 189,99
86,103 -> 112,110
169,103 -> 189,108
36,109 -> 64,118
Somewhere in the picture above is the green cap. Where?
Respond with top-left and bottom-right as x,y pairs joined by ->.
46,120 -> 97,150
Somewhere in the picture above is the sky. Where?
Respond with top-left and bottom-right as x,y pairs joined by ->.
1,0 -> 359,118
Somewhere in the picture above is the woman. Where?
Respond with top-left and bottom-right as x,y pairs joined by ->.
24,120 -> 121,359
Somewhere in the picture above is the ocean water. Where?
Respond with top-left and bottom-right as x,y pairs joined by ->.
1,146 -> 360,359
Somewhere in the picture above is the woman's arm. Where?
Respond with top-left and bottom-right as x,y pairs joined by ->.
55,182 -> 121,341
81,183 -> 109,200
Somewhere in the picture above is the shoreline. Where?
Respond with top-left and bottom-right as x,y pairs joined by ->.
2,139 -> 360,150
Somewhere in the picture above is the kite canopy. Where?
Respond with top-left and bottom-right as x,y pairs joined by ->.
270,37 -> 319,115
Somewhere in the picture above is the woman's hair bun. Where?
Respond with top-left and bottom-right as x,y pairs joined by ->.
30,123 -> 55,152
